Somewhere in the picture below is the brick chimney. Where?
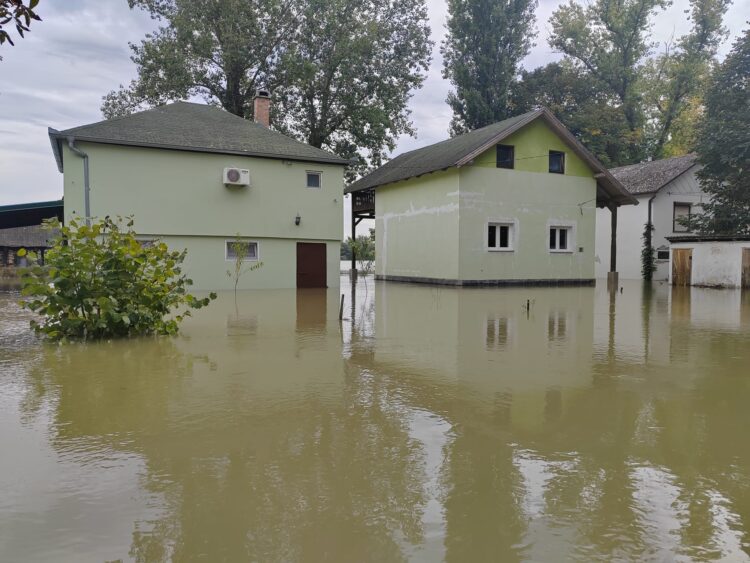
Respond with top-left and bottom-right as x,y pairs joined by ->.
253,89 -> 271,127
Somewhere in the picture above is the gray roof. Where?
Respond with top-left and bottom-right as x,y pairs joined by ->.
346,108 -> 636,207
0,225 -> 58,248
49,102 -> 348,172
609,154 -> 698,195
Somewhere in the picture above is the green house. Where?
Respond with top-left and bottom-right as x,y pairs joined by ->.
49,97 -> 348,290
347,108 -> 636,285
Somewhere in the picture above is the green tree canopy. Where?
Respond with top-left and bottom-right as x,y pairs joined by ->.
0,0 -> 41,59
642,0 -> 731,158
441,0 -> 537,135
548,0 -> 671,164
102,0 -> 431,175
689,28 -> 750,235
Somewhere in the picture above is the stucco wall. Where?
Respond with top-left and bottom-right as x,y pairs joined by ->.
458,166 -> 597,281
669,241 -> 749,288
160,236 -> 340,290
374,119 -> 600,283
595,167 -> 705,280
375,170 -> 460,280
61,142 -> 344,289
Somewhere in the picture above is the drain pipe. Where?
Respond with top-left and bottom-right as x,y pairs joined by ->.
67,137 -> 90,226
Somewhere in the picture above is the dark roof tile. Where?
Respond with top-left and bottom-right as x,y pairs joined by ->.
609,154 -> 698,195
49,102 -> 348,170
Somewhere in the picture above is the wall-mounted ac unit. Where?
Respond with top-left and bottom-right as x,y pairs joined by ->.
223,167 -> 251,186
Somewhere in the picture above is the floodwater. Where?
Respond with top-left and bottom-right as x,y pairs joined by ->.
1,278 -> 750,562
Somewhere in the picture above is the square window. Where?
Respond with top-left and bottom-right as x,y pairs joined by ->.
306,171 -> 322,189
549,227 -> 571,251
673,203 -> 691,232
657,249 -> 670,260
549,151 -> 565,174
226,240 -> 258,261
496,145 -> 514,169
488,223 -> 513,251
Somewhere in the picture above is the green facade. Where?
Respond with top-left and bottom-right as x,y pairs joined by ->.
375,119 -> 598,284
62,143 -> 344,290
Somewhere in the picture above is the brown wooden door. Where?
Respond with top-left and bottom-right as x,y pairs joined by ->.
672,248 -> 692,286
742,248 -> 750,288
296,243 -> 327,288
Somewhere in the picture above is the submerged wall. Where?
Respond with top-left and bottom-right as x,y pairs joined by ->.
670,240 -> 750,288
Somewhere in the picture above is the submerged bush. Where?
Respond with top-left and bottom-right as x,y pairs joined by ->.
20,216 -> 215,340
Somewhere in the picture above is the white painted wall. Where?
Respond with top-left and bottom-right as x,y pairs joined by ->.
596,166 -> 706,280
669,241 -> 750,288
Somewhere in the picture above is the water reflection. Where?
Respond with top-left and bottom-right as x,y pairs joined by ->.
1,280 -> 749,560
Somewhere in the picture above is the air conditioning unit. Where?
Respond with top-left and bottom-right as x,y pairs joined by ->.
223,167 -> 251,186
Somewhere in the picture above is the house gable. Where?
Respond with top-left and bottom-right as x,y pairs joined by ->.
471,119 -> 595,178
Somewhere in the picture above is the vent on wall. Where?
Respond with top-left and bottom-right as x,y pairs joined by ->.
223,168 -> 251,186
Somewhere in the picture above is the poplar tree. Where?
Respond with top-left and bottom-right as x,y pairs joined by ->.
441,0 -> 537,136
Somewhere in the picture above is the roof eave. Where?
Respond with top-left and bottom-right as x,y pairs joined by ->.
48,128 -> 64,172
48,132 -> 349,167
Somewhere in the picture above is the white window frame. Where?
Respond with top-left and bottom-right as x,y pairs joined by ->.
548,224 -> 574,253
225,240 -> 259,262
486,220 -> 516,252
305,170 -> 322,189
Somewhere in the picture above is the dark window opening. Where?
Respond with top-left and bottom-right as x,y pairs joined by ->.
549,151 -> 565,174
488,224 -> 512,250
306,171 -> 321,188
673,203 -> 692,232
657,249 -> 670,260
496,145 -> 514,169
549,227 -> 571,251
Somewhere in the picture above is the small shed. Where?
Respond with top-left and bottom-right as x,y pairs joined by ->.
667,235 -> 750,288
0,225 -> 58,267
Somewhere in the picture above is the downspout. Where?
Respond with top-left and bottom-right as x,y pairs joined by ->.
67,137 -> 90,226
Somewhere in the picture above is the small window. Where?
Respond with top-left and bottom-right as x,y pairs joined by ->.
488,223 -> 513,251
673,203 -> 692,232
549,227 -> 571,251
226,240 -> 258,261
549,151 -> 565,174
306,171 -> 322,189
657,249 -> 670,260
496,145 -> 514,169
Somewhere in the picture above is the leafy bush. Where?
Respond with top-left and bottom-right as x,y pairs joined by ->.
20,216 -> 215,340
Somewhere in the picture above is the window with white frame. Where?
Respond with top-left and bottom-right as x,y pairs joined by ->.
488,222 -> 514,250
306,171 -> 322,189
549,226 -> 572,251
225,240 -> 258,261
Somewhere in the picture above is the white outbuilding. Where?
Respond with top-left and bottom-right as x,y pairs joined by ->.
667,235 -> 750,288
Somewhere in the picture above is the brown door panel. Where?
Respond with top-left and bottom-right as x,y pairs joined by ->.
297,243 -> 327,288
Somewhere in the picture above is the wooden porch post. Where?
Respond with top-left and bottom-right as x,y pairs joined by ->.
608,204 -> 619,290
350,201 -> 357,277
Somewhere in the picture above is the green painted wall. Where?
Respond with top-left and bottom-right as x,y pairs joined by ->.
457,166 -> 596,280
375,118 -> 598,282
61,142 -> 344,290
473,119 -> 593,177
375,170 -> 460,280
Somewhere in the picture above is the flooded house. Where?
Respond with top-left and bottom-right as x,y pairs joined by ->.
0,225 -> 57,267
47,94 -> 348,290
595,154 -> 705,281
346,107 -> 636,286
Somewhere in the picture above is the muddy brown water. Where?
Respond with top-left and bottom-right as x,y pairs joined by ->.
1,278 -> 750,562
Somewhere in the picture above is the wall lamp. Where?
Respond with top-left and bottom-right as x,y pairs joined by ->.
295,213 -> 301,226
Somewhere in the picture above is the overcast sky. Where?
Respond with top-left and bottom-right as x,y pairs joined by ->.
0,0 -> 747,230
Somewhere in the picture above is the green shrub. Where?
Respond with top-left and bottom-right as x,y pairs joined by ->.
20,216 -> 215,340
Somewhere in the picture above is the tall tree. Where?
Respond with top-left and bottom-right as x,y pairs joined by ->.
0,0 -> 41,60
514,61 -> 634,167
548,0 -> 670,164
441,0 -> 537,136
274,0 -> 431,171
642,0 -> 731,158
102,0 -> 431,174
102,0 -> 297,119
688,28 -> 750,235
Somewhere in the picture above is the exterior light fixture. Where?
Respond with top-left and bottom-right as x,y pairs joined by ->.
295,214 -> 301,226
